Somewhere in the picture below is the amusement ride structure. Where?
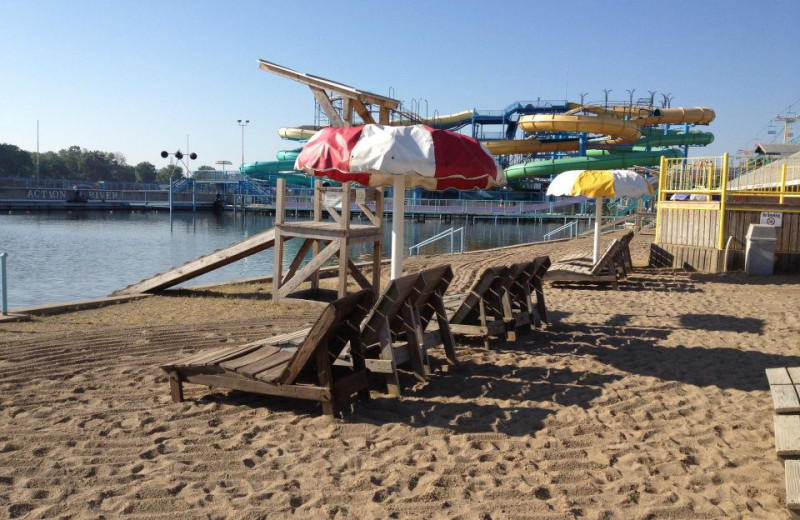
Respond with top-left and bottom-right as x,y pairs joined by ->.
242,59 -> 716,194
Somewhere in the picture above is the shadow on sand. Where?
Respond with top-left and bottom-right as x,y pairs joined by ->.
526,316 -> 794,393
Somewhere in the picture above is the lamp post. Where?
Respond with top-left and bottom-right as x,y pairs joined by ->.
161,149 -> 197,227
237,119 -> 249,168
216,160 -> 232,173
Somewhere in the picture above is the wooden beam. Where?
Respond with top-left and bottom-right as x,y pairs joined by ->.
310,87 -> 346,127
115,229 -> 276,295
278,240 -> 340,298
182,372 -> 331,402
345,257 -> 373,291
351,99 -> 376,124
258,59 -> 400,109
282,239 -> 315,286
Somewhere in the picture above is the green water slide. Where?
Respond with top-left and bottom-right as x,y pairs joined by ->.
239,147 -> 310,184
504,148 -> 684,180
625,129 -> 714,150
504,129 -> 712,180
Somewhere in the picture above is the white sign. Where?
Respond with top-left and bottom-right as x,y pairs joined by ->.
760,211 -> 783,227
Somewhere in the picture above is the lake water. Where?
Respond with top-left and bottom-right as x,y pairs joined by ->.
0,210 -> 584,308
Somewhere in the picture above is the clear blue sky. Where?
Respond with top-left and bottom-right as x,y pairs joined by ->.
2,0 -> 799,170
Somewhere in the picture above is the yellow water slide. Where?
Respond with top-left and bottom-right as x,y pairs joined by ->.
388,109 -> 475,128
567,103 -> 716,126
519,113 -> 643,144
481,138 -> 578,155
278,125 -> 323,140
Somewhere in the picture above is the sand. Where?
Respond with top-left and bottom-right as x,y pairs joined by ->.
1,231 -> 799,519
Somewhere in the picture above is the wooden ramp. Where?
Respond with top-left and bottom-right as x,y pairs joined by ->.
113,228 -> 276,296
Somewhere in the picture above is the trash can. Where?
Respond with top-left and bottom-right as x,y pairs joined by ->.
745,224 -> 777,276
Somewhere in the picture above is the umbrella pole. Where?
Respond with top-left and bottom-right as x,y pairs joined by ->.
391,175 -> 405,280
593,196 -> 603,264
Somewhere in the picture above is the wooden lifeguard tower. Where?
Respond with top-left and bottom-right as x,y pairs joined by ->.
272,178 -> 384,300
259,59 -> 403,301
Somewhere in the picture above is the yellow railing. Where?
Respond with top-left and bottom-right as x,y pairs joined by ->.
661,155 -> 725,195
657,154 -> 800,249
660,154 -> 800,200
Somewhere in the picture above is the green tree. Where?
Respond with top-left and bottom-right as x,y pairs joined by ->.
156,165 -> 183,184
0,143 -> 34,177
134,162 -> 157,183
82,150 -> 109,181
197,165 -> 215,171
38,151 -> 69,180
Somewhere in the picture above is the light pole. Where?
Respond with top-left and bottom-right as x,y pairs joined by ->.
237,119 -> 250,168
161,149 -> 197,226
216,160 -> 232,173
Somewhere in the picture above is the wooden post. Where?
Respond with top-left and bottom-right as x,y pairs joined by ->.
655,155 -> 667,245
314,338 -> 336,416
635,199 -> 643,231
312,179 -> 322,290
780,163 -> 788,205
717,153 -> 729,250
379,106 -> 390,124
168,371 -> 184,403
342,98 -> 352,126
273,178 -> 286,300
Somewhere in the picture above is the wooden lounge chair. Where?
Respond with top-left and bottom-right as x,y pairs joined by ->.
618,230 -> 635,275
411,265 -> 458,369
357,271 -> 428,395
559,230 -> 633,279
545,239 -> 623,289
357,266 -> 457,395
161,289 -> 375,417
505,257 -> 551,332
442,265 -> 513,349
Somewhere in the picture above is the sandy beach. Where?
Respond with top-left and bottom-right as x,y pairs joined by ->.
2,231 -> 799,519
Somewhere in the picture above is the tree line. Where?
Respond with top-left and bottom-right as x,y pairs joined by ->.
0,143 -> 215,184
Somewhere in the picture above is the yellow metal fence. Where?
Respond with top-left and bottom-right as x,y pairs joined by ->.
659,153 -> 800,200
657,153 -> 800,250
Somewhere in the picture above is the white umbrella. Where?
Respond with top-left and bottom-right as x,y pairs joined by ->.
546,169 -> 654,263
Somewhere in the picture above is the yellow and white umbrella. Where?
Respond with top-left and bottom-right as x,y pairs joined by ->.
546,169 -> 654,263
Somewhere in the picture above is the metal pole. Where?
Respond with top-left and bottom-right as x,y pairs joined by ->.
780,163 -> 787,205
717,153 -> 730,250
1,252 -> 7,315
36,120 -> 40,182
391,175 -> 405,280
593,197 -> 603,264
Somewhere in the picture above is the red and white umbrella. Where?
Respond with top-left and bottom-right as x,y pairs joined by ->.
296,124 -> 505,279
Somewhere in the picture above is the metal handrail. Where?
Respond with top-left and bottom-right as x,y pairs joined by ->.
543,220 -> 579,241
409,227 -> 464,256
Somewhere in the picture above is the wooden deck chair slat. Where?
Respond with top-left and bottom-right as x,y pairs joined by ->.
219,344 -> 286,372
170,343 -> 261,369
275,305 -> 339,385
249,349 -> 299,381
